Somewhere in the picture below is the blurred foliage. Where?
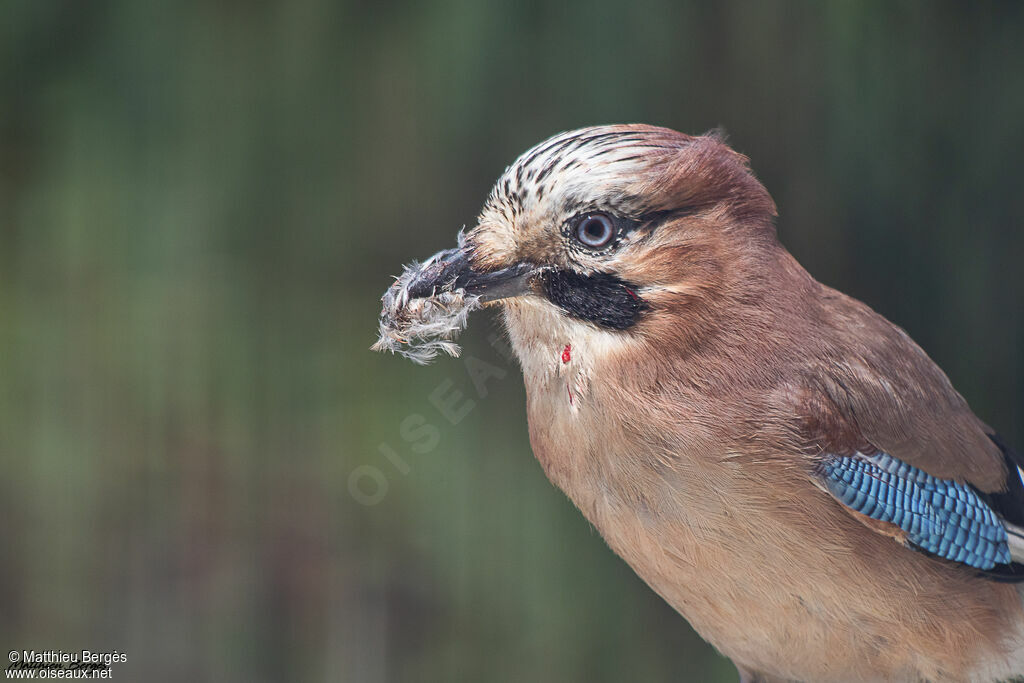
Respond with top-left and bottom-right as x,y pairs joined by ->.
1,1 -> 1022,681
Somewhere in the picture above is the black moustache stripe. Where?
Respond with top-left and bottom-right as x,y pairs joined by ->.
540,270 -> 648,330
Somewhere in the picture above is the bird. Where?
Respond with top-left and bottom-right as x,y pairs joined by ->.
377,124 -> 1024,682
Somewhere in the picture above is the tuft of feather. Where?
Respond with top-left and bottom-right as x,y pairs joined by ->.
371,256 -> 481,365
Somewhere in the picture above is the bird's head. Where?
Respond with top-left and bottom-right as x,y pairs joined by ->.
381,125 -> 781,371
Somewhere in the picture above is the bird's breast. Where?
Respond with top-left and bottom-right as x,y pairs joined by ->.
517,344 -> 1024,682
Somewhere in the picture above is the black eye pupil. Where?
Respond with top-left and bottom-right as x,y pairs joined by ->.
576,214 -> 613,248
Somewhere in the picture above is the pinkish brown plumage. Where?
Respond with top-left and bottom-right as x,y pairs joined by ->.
375,125 -> 1024,682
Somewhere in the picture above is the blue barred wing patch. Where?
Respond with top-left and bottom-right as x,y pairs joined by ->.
819,453 -> 1011,570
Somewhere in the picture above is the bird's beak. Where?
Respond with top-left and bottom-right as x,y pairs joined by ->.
405,246 -> 537,304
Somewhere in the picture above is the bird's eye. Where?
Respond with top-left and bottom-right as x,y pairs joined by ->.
574,213 -> 615,249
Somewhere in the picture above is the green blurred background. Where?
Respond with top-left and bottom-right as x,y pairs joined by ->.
2,2 -> 1022,681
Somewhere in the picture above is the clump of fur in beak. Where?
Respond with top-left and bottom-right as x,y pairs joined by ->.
374,231 -> 538,364
372,256 -> 482,365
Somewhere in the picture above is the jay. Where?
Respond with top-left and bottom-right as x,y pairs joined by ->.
374,125 -> 1024,682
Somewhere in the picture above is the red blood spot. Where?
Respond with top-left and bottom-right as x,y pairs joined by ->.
567,384 -> 574,405
624,287 -> 638,301
561,344 -> 572,363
